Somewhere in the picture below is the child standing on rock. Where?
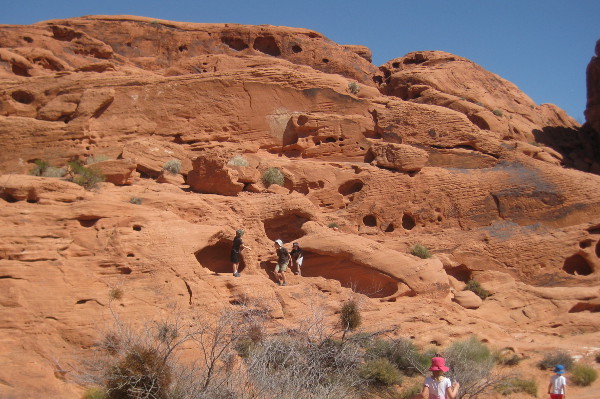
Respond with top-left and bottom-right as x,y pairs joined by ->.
547,364 -> 567,399
413,357 -> 460,399
231,229 -> 250,277
290,242 -> 304,275
274,239 -> 291,286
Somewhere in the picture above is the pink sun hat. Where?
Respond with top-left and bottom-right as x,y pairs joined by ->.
429,357 -> 450,372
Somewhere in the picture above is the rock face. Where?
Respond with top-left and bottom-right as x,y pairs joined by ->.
586,39 -> 600,135
0,16 -> 599,399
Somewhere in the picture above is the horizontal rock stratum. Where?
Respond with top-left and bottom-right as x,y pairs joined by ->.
0,16 -> 599,398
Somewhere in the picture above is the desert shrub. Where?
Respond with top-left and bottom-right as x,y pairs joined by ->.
359,358 -> 402,386
109,288 -> 123,301
494,350 -> 521,366
29,159 -> 49,176
67,161 -> 105,190
367,338 -> 428,376
399,384 -> 422,399
444,336 -> 497,399
340,300 -> 362,332
163,159 -> 181,175
537,350 -> 573,371
261,167 -> 284,187
328,222 -> 340,229
43,166 -> 67,178
227,155 -> 249,167
128,197 -> 142,205
495,377 -> 537,396
493,109 -> 503,117
82,386 -> 107,399
105,344 -> 172,399
348,81 -> 361,95
410,243 -> 431,259
465,280 -> 490,300
571,363 -> 598,386
475,101 -> 484,107
86,155 -> 110,165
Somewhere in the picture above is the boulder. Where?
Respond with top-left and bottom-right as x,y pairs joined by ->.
369,142 -> 429,172
92,159 -> 136,185
453,290 -> 483,309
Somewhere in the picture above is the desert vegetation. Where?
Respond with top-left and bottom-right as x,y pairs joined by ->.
409,243 -> 431,259
163,159 -> 182,174
77,300 -> 536,399
261,167 -> 285,187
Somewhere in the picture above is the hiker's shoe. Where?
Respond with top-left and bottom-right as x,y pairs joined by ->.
276,281 -> 281,286
282,282 -> 287,286
233,272 -> 240,277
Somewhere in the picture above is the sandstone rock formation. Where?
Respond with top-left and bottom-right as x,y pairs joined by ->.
0,16 -> 599,399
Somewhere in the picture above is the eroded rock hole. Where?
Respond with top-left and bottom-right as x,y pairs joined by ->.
23,36 -> 33,43
588,226 -> 600,235
221,36 -> 249,51
51,25 -> 83,41
562,254 -> 593,276
178,44 -> 188,52
291,45 -> 302,53
324,137 -> 336,143
402,213 -> 416,230
11,63 -> 29,77
195,240 -> 241,274
79,218 -> 100,228
568,303 -> 600,313
297,115 -> 309,125
596,241 -> 600,258
322,58 -> 330,63
132,225 -> 142,231
579,240 -> 593,249
118,267 -> 132,274
301,251 -> 398,298
11,90 -> 34,104
253,36 -> 281,56
444,264 -> 472,282
338,179 -> 364,196
264,214 -> 308,242
392,62 -> 400,68
384,223 -> 395,233
363,215 -> 377,227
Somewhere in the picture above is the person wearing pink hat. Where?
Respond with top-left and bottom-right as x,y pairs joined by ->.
412,357 -> 460,399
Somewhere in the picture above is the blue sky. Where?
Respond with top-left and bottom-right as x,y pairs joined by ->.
2,0 -> 598,122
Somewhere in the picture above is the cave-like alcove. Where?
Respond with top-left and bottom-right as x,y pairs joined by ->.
301,251 -> 398,298
263,214 -> 308,242
195,240 -> 244,274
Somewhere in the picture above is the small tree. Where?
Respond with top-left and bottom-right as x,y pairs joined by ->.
571,363 -> 598,386
340,300 -> 362,334
67,161 -> 105,190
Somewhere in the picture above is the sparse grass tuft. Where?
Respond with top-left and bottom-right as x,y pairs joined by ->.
327,222 -> 340,229
109,287 -> 124,301
163,159 -> 181,175
410,243 -> 431,259
348,81 -> 361,95
340,300 -> 361,332
465,279 -> 490,300
493,109 -> 504,117
261,167 -> 285,187
495,377 -> 537,396
129,197 -> 142,205
43,166 -> 67,178
227,155 -> 249,167
571,363 -> 598,386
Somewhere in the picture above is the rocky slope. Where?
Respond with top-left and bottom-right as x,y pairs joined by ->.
0,16 -> 599,398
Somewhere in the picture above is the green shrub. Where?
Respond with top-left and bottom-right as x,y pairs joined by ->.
410,244 -> 431,259
82,386 -> 107,399
495,377 -> 537,396
367,338 -> 427,376
359,358 -> 402,386
444,336 -> 495,398
67,161 -> 105,190
348,81 -> 361,95
85,155 -> 110,165
493,109 -> 503,117
29,159 -> 49,176
465,279 -> 490,300
261,167 -> 285,187
340,300 -> 361,332
163,159 -> 181,174
571,363 -> 598,386
129,197 -> 143,205
475,101 -> 484,107
495,350 -> 521,366
537,351 -> 573,371
327,222 -> 340,229
227,155 -> 249,167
